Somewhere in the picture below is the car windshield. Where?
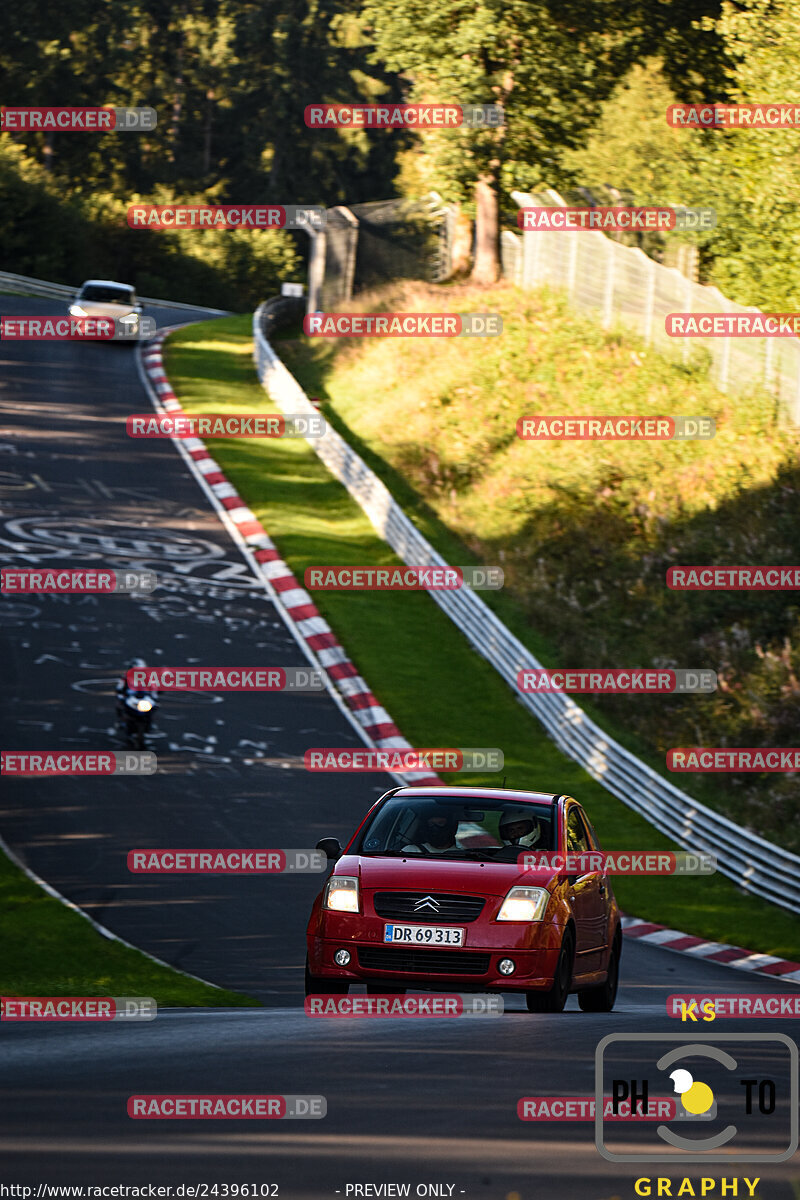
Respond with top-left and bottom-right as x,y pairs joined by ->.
78,285 -> 134,303
356,795 -> 555,860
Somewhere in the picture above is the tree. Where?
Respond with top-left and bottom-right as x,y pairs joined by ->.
361,0 -> 639,283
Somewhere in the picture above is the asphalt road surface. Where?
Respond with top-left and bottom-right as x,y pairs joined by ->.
1,297 -> 798,1199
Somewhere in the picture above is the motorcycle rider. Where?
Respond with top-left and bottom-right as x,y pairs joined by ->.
116,658 -> 158,727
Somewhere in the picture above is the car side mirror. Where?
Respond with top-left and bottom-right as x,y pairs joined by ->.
316,837 -> 342,862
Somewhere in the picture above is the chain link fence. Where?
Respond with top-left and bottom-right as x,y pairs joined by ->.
503,190 -> 800,425
306,195 -> 457,314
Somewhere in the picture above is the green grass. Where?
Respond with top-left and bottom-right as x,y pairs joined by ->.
0,847 -> 259,1005
162,315 -> 800,962
275,282 -> 800,854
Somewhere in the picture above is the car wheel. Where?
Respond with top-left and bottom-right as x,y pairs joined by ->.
525,928 -> 574,1013
577,929 -> 621,1013
366,985 -> 406,995
304,956 -> 349,997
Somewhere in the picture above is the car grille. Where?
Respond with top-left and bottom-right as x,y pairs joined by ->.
357,947 -> 491,975
373,891 -> 486,923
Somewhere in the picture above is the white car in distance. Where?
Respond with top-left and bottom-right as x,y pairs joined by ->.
68,279 -> 146,341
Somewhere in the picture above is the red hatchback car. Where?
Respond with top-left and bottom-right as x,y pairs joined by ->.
305,785 -> 621,1012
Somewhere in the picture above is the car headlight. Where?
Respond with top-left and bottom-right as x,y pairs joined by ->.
324,875 -> 360,913
119,313 -> 139,325
136,699 -> 153,713
69,305 -> 87,316
497,886 -> 550,922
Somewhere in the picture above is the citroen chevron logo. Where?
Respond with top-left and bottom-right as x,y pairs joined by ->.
414,895 -> 440,912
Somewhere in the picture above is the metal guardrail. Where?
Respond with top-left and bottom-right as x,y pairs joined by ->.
253,302 -> 800,916
0,269 -> 230,314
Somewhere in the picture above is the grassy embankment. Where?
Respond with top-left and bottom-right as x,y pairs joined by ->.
1,847 -> 258,1004
161,297 -> 800,960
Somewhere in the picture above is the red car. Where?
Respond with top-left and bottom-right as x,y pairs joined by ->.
305,785 -> 621,1012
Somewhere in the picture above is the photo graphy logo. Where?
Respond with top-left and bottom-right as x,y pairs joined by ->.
595,1032 -> 798,1163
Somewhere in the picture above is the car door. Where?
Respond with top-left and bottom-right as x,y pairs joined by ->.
564,806 -> 605,975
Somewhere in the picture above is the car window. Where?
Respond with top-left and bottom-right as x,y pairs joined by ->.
79,285 -> 134,303
578,809 -> 600,849
357,795 -> 555,859
566,808 -> 590,854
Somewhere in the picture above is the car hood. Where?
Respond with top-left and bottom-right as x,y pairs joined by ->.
72,301 -> 139,317
340,855 -> 559,897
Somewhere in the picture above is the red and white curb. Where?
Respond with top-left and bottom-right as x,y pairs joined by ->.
137,331 -> 440,788
622,916 -> 800,984
139,329 -> 800,983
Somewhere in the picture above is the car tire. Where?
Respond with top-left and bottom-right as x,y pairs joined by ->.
525,928 -> 574,1013
304,956 -> 349,997
366,985 -> 406,995
577,929 -> 621,1013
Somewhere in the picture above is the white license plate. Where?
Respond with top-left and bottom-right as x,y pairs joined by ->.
383,923 -> 465,947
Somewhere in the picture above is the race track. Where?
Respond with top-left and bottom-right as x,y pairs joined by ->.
1,297 -> 797,1199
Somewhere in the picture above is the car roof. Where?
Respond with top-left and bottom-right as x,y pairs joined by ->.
79,279 -> 134,289
389,786 -> 562,805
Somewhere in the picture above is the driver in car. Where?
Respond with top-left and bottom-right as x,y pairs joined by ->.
491,809 -> 545,859
402,806 -> 461,854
